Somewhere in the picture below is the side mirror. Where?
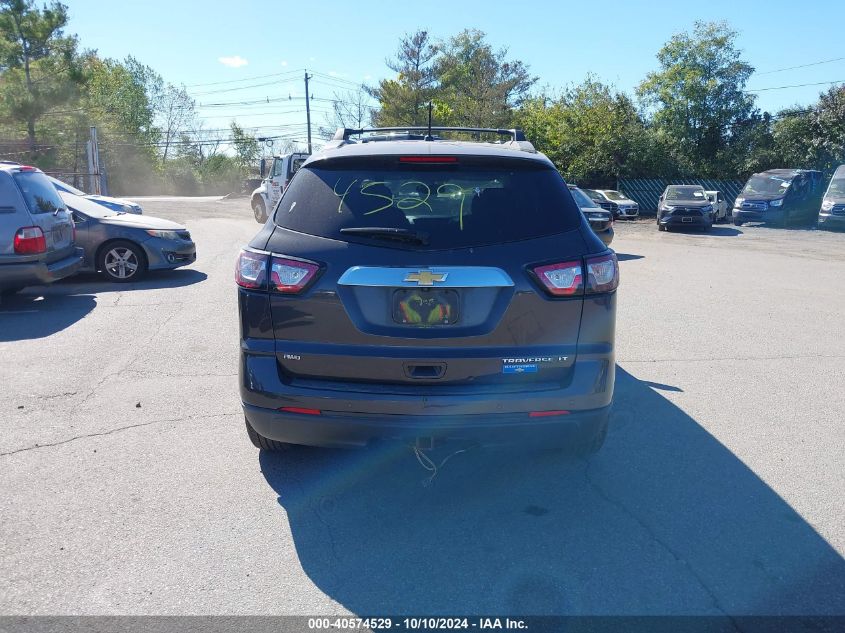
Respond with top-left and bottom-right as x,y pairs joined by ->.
259,158 -> 267,179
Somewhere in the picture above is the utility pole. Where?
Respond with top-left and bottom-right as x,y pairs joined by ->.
304,71 -> 313,154
87,126 -> 102,195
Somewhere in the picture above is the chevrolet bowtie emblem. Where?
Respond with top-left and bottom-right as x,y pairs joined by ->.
404,270 -> 448,286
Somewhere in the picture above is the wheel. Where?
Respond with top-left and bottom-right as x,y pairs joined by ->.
658,223 -> 666,231
703,221 -> 713,233
98,240 -> 147,283
733,218 -> 743,227
252,197 -> 267,223
245,416 -> 291,451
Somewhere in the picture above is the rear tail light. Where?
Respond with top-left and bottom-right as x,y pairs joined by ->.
532,261 -> 583,296
585,253 -> 619,294
235,249 -> 320,294
235,249 -> 268,289
13,226 -> 47,254
531,253 -> 619,297
270,256 -> 319,293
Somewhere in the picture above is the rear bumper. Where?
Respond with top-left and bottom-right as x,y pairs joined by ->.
597,226 -> 614,245
240,347 -> 614,448
0,248 -> 83,290
244,401 -> 611,449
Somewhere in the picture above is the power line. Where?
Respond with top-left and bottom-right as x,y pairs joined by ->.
755,56 -> 845,76
188,76 -> 300,96
746,79 -> 845,92
185,68 -> 304,88
309,71 -> 365,88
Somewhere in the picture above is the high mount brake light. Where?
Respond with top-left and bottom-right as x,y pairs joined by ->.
531,253 -> 619,297
13,226 -> 46,254
235,250 -> 320,294
399,156 -> 458,163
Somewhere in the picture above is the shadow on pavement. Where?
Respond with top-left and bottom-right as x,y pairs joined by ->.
615,253 -> 645,262
0,269 -> 205,342
51,268 -> 207,294
0,292 -> 96,341
668,226 -> 743,237
259,367 -> 845,616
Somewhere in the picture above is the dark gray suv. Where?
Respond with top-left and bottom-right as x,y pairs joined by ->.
0,163 -> 83,296
236,127 -> 618,454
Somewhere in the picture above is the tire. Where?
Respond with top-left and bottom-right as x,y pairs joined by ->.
98,240 -> 147,283
733,218 -> 743,227
703,221 -> 713,233
252,197 -> 267,224
245,416 -> 291,451
658,223 -> 666,231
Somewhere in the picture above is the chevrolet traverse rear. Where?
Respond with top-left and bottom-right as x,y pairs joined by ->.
237,127 -> 618,454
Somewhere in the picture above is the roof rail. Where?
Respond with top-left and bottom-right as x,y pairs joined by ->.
333,126 -> 527,142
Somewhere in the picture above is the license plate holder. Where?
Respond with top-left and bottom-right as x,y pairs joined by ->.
392,288 -> 459,325
682,217 -> 694,223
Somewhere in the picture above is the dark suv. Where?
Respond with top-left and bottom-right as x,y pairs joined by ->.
237,127 -> 618,454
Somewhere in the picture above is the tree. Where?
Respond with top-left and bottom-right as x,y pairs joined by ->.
434,29 -> 534,128
230,121 -> 258,171
153,82 -> 195,162
368,30 -> 439,126
0,0 -> 80,152
320,88 -> 374,136
637,21 -> 756,177
517,78 -> 661,186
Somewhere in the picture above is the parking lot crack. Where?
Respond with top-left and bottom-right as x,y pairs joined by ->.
583,460 -> 742,628
0,411 -> 241,458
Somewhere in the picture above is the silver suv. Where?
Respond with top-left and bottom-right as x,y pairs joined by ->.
0,163 -> 83,296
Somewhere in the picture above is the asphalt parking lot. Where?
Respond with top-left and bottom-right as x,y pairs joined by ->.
1,199 -> 844,616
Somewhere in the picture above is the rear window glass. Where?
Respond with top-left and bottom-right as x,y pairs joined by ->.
13,171 -> 67,215
602,190 -> 627,201
274,158 -> 580,249
570,187 -> 599,209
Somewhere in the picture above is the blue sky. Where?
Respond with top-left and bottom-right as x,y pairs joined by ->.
64,0 -> 845,149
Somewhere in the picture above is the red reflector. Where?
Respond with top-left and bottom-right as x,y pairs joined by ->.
279,407 -> 321,416
529,410 -> 571,418
399,156 -> 458,163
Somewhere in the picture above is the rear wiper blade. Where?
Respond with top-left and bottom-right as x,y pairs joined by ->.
340,226 -> 429,245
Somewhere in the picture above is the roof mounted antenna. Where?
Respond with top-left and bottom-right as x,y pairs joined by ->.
425,102 -> 433,141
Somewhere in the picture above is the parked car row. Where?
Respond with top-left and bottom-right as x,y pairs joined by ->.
0,163 -> 196,297
655,167 -> 845,233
